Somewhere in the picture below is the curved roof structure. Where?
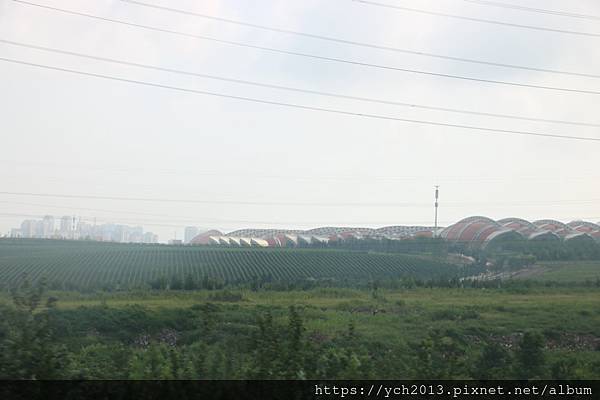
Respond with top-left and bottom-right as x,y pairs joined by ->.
498,218 -> 537,235
412,230 -> 434,238
228,237 -> 241,247
482,229 -> 524,249
265,237 -> 281,247
194,218 -> 600,247
226,228 -> 302,238
228,226 -> 437,239
458,216 -> 498,225
284,234 -> 298,245
311,236 -> 330,244
439,216 -> 600,246
568,221 -> 600,232
375,226 -> 436,237
563,232 -> 596,243
528,230 -> 561,241
472,224 -> 502,241
534,219 -> 568,229
589,231 -> 600,241
305,227 -> 375,236
533,219 -> 574,237
297,235 -> 313,245
190,230 -> 223,245
440,216 -> 500,242
250,238 -> 269,247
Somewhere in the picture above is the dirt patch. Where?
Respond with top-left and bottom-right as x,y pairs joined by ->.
510,266 -> 551,279
545,333 -> 600,351
489,332 -> 600,351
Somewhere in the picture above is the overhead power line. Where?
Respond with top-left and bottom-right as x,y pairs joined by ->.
9,1 -> 600,95
353,0 -> 600,38
0,191 -> 599,208
0,200 -> 449,226
0,200 -> 234,224
3,39 -> 599,128
118,0 -> 600,79
2,56 -> 600,143
462,0 -> 600,21
0,190 -> 431,207
0,212 -> 191,229
0,211 -> 462,231
3,160 -> 600,183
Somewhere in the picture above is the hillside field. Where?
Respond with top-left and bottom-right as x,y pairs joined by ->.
0,239 -> 463,289
511,261 -> 600,283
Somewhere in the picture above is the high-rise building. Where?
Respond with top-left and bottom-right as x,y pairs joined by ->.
20,220 -> 40,238
114,225 -> 127,243
60,216 -> 73,238
129,226 -> 144,243
42,215 -> 55,238
184,226 -> 199,244
13,216 -> 156,243
78,221 -> 94,240
143,232 -> 159,244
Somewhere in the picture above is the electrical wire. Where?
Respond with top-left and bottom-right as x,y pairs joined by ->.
2,57 -> 600,143
353,0 -> 600,38
0,191 -> 599,207
8,1 -> 600,94
461,0 -> 600,21
118,0 -> 600,79
2,160 -> 600,183
0,201 -> 452,226
3,39 -> 599,128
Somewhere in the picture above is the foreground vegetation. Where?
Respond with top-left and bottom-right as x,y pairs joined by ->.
1,279 -> 598,380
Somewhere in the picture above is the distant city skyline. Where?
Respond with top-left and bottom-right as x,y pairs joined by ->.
7,214 -> 159,244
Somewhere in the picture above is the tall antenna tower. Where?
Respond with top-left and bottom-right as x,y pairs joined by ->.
434,185 -> 439,237
72,215 -> 76,240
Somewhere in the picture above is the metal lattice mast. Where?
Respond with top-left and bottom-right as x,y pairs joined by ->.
434,185 -> 439,237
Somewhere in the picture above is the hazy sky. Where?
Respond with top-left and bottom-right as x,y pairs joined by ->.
1,0 -> 599,241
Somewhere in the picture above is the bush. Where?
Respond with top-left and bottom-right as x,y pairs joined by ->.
207,290 -> 244,302
431,308 -> 480,321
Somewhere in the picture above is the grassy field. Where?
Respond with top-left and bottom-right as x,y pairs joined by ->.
0,239 -> 462,289
6,286 -> 597,341
511,261 -> 600,282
